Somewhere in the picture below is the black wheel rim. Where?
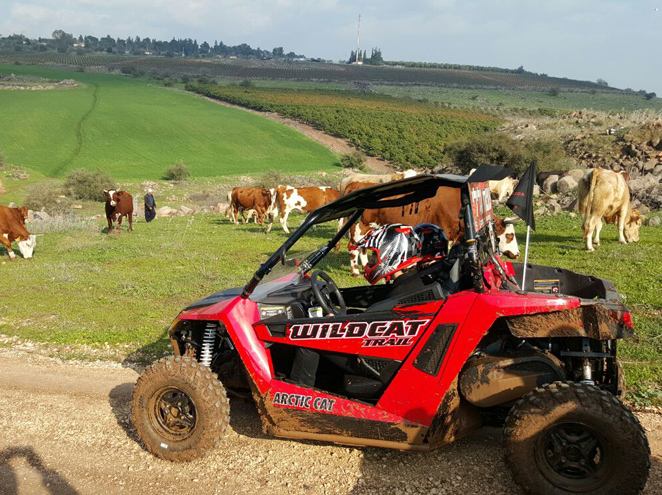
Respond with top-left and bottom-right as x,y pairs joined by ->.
149,387 -> 197,441
535,421 -> 612,492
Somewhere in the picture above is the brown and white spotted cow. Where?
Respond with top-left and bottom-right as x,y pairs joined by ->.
104,189 -> 134,234
343,182 -> 520,276
0,205 -> 36,260
274,186 -> 340,234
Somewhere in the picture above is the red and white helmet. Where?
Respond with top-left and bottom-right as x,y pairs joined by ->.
350,224 -> 422,284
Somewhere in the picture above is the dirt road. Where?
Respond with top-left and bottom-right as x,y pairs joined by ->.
1,349 -> 660,495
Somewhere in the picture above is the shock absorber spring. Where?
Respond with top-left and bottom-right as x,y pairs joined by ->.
199,323 -> 216,367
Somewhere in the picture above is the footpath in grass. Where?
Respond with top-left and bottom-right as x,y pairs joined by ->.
0,211 -> 660,402
0,64 -> 338,180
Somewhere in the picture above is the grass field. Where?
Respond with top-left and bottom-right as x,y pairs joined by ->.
0,64 -> 338,180
0,210 -> 660,403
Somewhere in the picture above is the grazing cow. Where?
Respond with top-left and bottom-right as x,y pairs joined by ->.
490,177 -> 518,203
0,205 -> 36,260
339,170 -> 417,195
578,169 -> 642,251
345,184 -> 520,275
274,186 -> 340,234
104,190 -> 134,234
228,187 -> 275,231
469,169 -> 518,203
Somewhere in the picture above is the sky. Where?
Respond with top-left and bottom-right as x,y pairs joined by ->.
1,0 -> 660,94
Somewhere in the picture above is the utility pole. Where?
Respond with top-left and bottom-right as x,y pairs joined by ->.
356,14 -> 361,64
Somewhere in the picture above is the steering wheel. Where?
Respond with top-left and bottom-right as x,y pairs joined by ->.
310,270 -> 347,316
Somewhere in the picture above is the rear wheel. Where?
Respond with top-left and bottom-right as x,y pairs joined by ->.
131,356 -> 230,462
503,381 -> 650,494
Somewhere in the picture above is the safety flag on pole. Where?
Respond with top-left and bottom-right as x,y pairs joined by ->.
506,161 -> 537,231
506,161 -> 537,290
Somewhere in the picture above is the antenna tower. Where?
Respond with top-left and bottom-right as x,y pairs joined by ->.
356,14 -> 361,64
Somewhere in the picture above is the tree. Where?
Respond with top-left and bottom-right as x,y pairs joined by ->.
272,46 -> 284,58
644,92 -> 657,100
596,78 -> 609,86
348,50 -> 356,63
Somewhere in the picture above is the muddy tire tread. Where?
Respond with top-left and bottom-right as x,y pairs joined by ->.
503,381 -> 650,495
131,356 -> 230,462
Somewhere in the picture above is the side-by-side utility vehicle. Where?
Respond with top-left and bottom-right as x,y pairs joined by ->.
132,169 -> 650,494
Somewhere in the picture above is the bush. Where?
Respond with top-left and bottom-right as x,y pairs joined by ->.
164,161 -> 191,181
64,169 -> 117,201
24,180 -> 72,215
339,151 -> 367,170
548,87 -> 560,97
447,133 -> 572,174
239,79 -> 254,88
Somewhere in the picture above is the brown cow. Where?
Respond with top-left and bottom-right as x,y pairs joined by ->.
274,186 -> 340,234
578,169 -> 642,251
104,189 -> 133,234
0,205 -> 36,260
228,187 -> 275,232
344,182 -> 519,276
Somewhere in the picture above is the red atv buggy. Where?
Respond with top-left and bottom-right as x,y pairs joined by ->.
132,171 -> 650,494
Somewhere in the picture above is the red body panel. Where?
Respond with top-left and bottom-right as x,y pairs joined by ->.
177,278 -> 582,429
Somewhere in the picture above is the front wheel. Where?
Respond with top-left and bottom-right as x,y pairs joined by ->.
503,381 -> 650,494
131,356 -> 230,462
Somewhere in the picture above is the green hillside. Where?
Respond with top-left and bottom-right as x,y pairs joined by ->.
0,65 -> 338,180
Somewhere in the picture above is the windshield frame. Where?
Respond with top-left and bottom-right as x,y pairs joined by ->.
241,168 -> 513,299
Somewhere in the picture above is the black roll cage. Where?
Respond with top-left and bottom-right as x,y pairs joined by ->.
241,166 -> 513,299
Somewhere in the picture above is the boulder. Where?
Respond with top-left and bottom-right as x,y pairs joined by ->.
547,200 -> 562,213
654,165 -> 662,176
565,169 -> 586,182
179,205 -> 194,216
643,159 -> 657,173
647,216 -> 661,227
33,211 -> 51,221
71,204 -> 83,210
215,202 -> 229,214
637,204 -> 651,214
534,207 -> 547,216
542,175 -> 559,194
156,206 -> 177,217
564,198 -> 579,212
557,176 -> 578,194
629,175 -> 659,196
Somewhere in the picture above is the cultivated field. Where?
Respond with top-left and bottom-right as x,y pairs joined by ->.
0,52 -> 611,91
0,64 -> 338,180
188,84 -> 501,168
1,208 -> 660,405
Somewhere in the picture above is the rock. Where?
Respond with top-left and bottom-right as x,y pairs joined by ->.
33,211 -> 51,221
533,184 -> 541,197
71,204 -> 83,209
564,198 -> 579,212
0,178 -> 5,195
638,204 -> 651,214
179,205 -> 194,215
647,216 -> 661,227
547,200 -> 562,213
628,167 -> 640,180
643,159 -> 657,173
542,175 -> 559,194
565,169 -> 586,182
27,209 -> 35,221
90,214 -> 103,220
156,206 -> 177,217
534,207 -> 547,216
629,175 -> 659,196
8,202 -> 16,207
557,176 -> 578,194
569,212 -> 577,218
654,165 -> 662,176
215,202 -> 229,213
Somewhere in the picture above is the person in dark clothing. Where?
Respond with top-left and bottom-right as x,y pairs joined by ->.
144,189 -> 156,223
